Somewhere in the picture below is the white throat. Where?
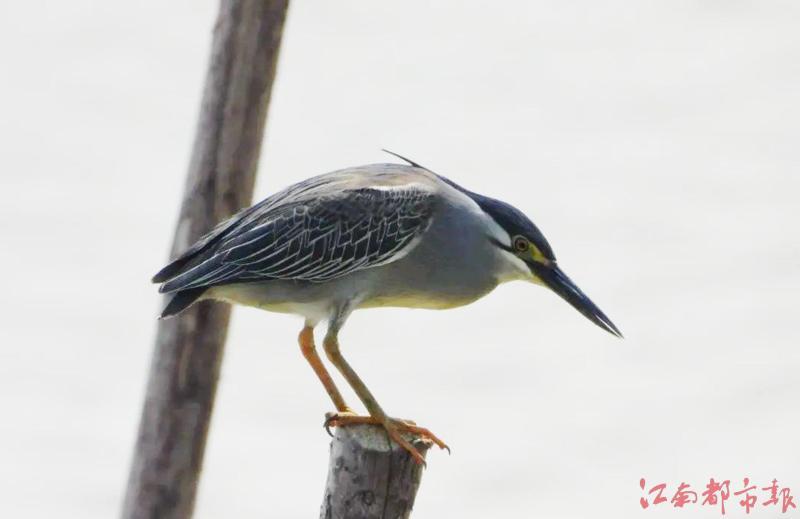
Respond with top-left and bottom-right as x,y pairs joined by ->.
481,211 -> 533,284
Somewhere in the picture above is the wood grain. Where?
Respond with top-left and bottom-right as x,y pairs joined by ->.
122,2 -> 288,517
320,425 -> 431,519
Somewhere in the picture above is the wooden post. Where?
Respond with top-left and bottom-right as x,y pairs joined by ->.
320,425 -> 431,519
122,1 -> 288,518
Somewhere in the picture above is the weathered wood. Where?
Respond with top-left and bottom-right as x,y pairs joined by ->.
320,425 -> 431,519
122,1 -> 288,518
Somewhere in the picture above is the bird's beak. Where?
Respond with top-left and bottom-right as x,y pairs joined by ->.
529,262 -> 623,338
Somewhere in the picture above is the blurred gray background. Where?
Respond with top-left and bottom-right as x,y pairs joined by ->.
1,1 -> 798,517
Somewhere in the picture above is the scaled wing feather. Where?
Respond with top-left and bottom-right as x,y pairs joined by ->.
158,185 -> 436,292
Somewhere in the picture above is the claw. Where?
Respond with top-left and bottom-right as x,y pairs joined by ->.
323,410 -> 355,437
323,411 -> 448,464
397,422 -> 450,453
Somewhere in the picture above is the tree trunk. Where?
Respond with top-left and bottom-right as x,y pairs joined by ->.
122,1 -> 288,518
320,425 -> 431,519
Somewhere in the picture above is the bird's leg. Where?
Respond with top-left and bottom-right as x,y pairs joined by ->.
322,330 -> 448,465
298,326 -> 352,413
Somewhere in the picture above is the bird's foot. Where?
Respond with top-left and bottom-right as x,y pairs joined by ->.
324,411 -> 450,465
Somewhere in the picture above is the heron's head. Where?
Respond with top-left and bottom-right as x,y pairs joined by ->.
477,194 -> 622,338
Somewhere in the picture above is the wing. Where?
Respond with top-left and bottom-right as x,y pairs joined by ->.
152,172 -> 342,284
157,185 -> 437,293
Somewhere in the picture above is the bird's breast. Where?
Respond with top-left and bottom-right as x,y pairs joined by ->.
358,289 -> 491,311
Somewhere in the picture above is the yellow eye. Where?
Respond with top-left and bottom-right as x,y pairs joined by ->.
513,236 -> 529,252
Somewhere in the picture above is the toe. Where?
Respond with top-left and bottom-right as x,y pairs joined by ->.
384,424 -> 426,466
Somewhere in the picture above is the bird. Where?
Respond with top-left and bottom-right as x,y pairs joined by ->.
152,151 -> 622,465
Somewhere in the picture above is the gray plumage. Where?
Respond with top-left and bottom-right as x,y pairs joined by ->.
153,160 -> 620,338
151,157 -> 621,465
155,163 -> 515,321
156,171 -> 435,291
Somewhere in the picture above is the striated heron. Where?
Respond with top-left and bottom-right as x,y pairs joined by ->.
152,152 -> 622,464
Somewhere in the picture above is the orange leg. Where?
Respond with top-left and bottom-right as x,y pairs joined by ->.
298,326 -> 352,413
322,331 -> 448,465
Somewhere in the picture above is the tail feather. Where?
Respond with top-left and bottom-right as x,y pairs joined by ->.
159,287 -> 208,319
152,256 -> 195,283
157,256 -> 227,294
152,207 -> 253,284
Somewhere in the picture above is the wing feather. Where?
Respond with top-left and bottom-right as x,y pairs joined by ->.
158,185 -> 437,293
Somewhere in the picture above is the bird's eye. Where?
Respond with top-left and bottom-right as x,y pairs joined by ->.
513,236 -> 529,252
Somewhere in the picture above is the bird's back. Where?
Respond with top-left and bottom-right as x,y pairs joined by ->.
153,164 -> 447,317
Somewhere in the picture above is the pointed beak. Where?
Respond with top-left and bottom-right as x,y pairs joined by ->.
530,262 -> 623,338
